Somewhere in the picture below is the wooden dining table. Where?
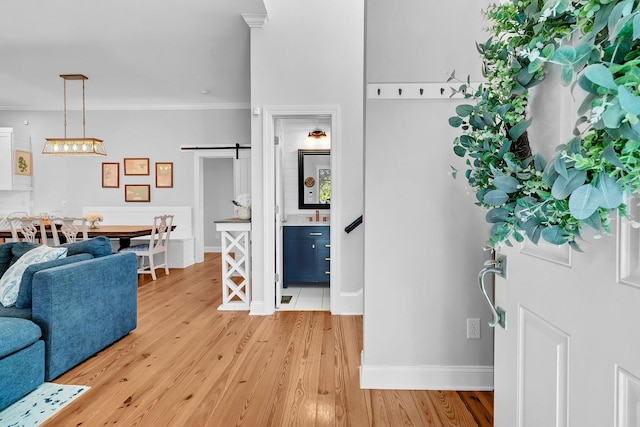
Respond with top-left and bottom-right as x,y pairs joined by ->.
0,224 -> 176,249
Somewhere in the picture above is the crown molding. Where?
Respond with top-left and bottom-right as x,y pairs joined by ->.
0,102 -> 251,112
242,13 -> 268,28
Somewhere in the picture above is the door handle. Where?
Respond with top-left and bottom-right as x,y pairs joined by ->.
478,255 -> 507,329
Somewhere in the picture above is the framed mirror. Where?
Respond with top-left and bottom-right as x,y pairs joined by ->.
298,149 -> 331,209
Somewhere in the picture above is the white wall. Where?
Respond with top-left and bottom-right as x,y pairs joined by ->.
247,0 -> 365,314
203,158 -> 235,251
0,108 -> 250,226
362,0 -> 495,389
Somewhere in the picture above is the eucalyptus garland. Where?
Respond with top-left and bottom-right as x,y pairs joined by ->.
450,0 -> 640,249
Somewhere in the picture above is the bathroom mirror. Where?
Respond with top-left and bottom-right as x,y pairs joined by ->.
298,149 -> 331,210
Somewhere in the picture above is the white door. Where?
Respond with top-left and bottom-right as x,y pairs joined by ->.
274,136 -> 284,308
492,71 -> 640,426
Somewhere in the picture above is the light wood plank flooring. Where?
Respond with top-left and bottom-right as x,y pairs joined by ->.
48,253 -> 493,426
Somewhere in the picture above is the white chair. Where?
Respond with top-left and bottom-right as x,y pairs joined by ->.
8,215 -> 48,245
49,217 -> 88,246
119,214 -> 174,280
0,211 -> 28,242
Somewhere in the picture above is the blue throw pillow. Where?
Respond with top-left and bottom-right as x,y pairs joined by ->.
0,243 -> 15,277
62,236 -> 113,258
15,253 -> 94,308
9,242 -> 40,266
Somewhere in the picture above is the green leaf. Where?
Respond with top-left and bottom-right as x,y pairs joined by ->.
484,190 -> 509,206
602,98 -> 625,128
618,86 -> 640,115
596,174 -> 623,209
582,209 -> 603,231
508,119 -> 532,141
574,43 -> 593,67
609,0 -> 634,42
583,64 -> 618,90
554,155 -> 569,180
493,175 -> 519,193
449,116 -> 463,127
551,168 -> 586,200
453,146 -> 466,157
534,153 -> 547,171
634,14 -> 640,40
541,226 -> 570,245
560,66 -> 574,86
455,104 -> 475,117
486,208 -> 509,223
602,144 -> 628,171
552,46 -> 576,65
568,184 -> 603,220
469,114 -> 486,130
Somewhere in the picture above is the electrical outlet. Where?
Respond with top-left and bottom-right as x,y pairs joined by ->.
467,318 -> 480,339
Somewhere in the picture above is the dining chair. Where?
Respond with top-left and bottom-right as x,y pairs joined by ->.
119,214 -> 174,280
8,215 -> 48,245
49,216 -> 89,246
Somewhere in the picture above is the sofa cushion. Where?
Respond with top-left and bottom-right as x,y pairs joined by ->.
15,253 -> 94,308
62,236 -> 113,258
0,317 -> 41,358
0,246 -> 67,307
0,243 -> 15,277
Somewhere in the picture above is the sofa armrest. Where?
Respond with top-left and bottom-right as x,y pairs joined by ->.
31,252 -> 138,380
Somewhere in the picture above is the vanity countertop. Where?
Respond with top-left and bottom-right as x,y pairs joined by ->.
283,222 -> 329,227
283,214 -> 329,227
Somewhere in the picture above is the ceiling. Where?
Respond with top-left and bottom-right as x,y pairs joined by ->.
0,0 -> 267,110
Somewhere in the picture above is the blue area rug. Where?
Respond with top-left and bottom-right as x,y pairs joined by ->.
0,383 -> 89,426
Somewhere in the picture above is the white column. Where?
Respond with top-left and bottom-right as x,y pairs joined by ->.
215,220 -> 251,310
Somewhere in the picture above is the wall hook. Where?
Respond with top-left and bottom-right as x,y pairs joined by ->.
419,88 -> 424,95
398,88 -> 402,96
377,88 -> 381,96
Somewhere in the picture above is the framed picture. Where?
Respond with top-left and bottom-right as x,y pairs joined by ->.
15,150 -> 32,176
102,162 -> 120,188
125,184 -> 150,202
124,158 -> 150,175
155,162 -> 173,188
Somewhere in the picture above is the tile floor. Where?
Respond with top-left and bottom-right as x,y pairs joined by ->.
278,283 -> 330,311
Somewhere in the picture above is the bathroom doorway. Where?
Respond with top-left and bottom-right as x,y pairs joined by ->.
262,106 -> 340,314
275,117 -> 331,311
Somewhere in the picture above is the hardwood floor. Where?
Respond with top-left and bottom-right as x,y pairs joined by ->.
48,253 -> 493,426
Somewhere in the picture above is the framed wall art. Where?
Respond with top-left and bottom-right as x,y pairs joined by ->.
125,184 -> 150,202
155,162 -> 173,188
15,150 -> 32,176
124,158 -> 150,176
102,162 -> 120,188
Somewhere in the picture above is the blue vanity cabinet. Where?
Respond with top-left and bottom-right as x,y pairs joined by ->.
283,226 -> 330,287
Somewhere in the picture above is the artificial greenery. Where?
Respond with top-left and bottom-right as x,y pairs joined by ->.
449,0 -> 640,249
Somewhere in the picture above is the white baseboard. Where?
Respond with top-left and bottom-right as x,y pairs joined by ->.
359,363 -> 494,390
334,288 -> 363,315
204,246 -> 221,253
249,301 -> 265,315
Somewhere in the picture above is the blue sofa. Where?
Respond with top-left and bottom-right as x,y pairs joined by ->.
0,237 -> 138,409
0,317 -> 44,411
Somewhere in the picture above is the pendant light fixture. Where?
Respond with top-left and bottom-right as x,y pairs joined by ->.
43,74 -> 106,156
